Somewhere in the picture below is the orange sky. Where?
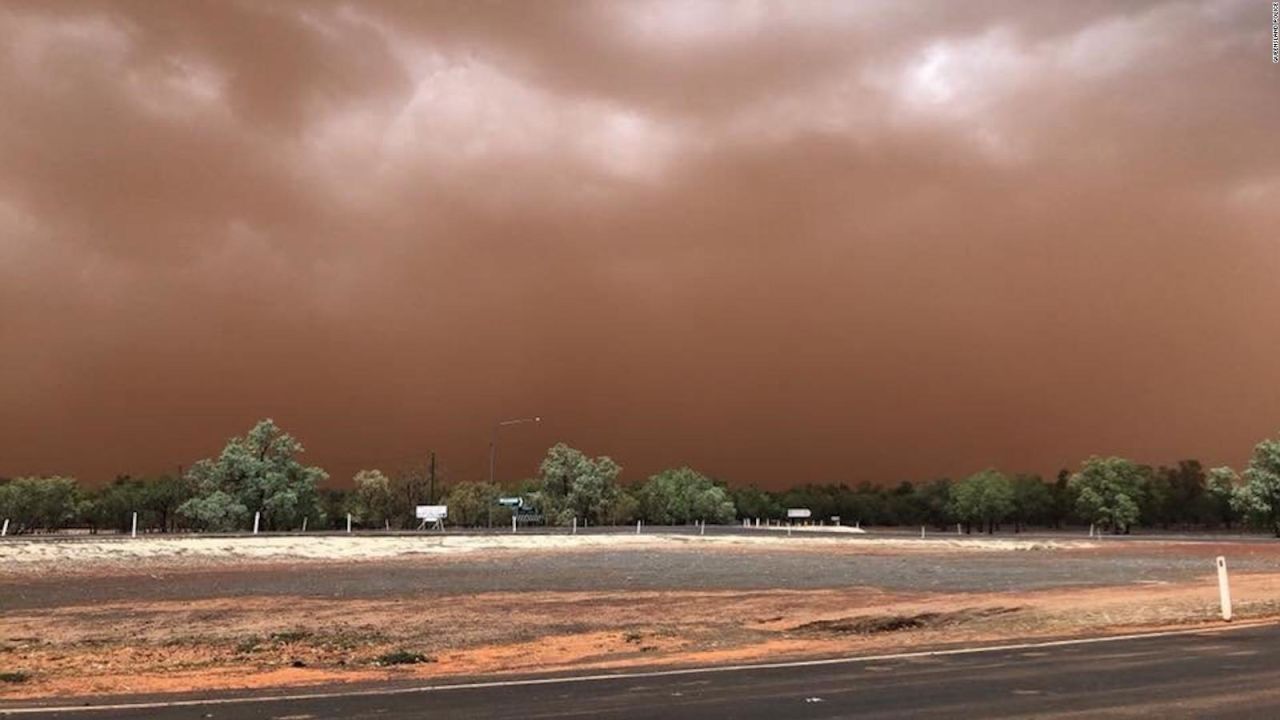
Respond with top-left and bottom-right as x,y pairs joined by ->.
1,1 -> 1278,488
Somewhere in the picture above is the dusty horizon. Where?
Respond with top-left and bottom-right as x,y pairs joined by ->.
1,1 -> 1278,489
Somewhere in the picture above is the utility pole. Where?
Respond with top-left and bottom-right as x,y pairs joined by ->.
428,451 -> 436,505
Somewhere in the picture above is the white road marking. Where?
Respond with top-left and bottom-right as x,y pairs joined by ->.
3,620 -> 1276,715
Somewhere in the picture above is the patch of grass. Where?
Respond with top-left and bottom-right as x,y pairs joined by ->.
235,636 -> 261,653
323,629 -> 386,650
375,650 -> 435,666
622,632 -> 643,644
269,630 -> 312,644
1,671 -> 30,684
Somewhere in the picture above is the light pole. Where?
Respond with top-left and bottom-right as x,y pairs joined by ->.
489,416 -> 542,487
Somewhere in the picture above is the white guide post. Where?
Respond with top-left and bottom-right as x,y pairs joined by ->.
302,517 -> 308,533
921,526 -> 925,539
512,515 -> 517,534
1217,556 -> 1232,622
1,518 -> 8,537
700,520 -> 705,536
572,516 -> 577,535
131,511 -> 138,538
636,520 -> 642,535
346,513 -> 352,534
957,523 -> 962,535
253,511 -> 260,535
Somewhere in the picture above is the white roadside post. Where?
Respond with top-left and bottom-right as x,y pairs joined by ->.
1217,556 -> 1233,622
920,526 -> 925,539
636,520 -> 642,535
1,518 -> 8,537
346,513 -> 352,534
572,516 -> 577,535
253,511 -> 260,535
131,511 -> 138,538
512,515 -> 517,534
1089,523 -> 1095,538
302,517 -> 308,533
957,523 -> 962,535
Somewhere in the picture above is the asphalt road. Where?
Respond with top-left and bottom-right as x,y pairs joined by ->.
8,623 -> 1280,719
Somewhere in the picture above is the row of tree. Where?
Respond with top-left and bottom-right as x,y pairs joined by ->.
4,419 -> 1280,535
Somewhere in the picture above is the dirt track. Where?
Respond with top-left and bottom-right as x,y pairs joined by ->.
3,532 -> 1279,701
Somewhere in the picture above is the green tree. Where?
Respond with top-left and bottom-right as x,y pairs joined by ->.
731,485 -> 781,521
1009,474 -> 1052,532
604,486 -> 640,525
349,469 -> 395,527
444,480 -> 505,527
318,488 -> 352,530
84,476 -> 147,533
636,467 -> 736,524
948,469 -> 1014,534
144,474 -> 195,532
915,479 -> 953,529
0,476 -> 82,533
1165,460 -> 1208,528
1048,468 -> 1075,528
1207,466 -> 1240,529
1069,456 -> 1142,534
1233,435 -> 1280,537
389,465 -> 433,529
534,443 -> 623,525
177,419 -> 327,531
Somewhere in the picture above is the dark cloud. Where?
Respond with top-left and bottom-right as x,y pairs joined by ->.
1,0 -> 1277,487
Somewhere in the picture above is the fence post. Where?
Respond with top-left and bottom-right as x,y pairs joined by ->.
1217,556 -> 1233,622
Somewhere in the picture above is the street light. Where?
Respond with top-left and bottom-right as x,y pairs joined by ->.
489,416 -> 542,486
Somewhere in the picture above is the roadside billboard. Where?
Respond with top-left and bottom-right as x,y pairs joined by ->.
415,505 -> 448,521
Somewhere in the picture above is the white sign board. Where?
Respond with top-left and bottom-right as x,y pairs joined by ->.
415,505 -> 448,521
786,508 -> 812,519
498,497 -> 522,507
